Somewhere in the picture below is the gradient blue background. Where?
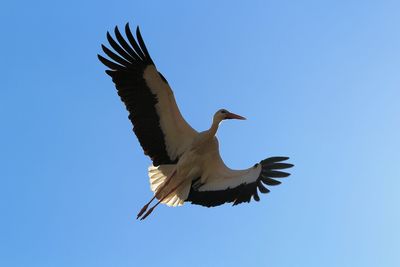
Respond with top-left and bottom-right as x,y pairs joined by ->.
1,1 -> 399,266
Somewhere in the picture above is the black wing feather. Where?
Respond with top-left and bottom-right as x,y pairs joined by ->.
97,54 -> 126,71
106,32 -> 134,63
136,26 -> 154,64
114,26 -> 142,61
125,23 -> 146,61
98,24 -> 175,166
186,157 -> 293,207
101,45 -> 132,67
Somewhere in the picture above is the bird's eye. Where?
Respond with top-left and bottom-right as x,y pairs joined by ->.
221,110 -> 227,114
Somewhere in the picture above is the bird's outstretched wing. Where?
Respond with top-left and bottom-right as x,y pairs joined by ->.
186,153 -> 293,207
98,24 -> 197,166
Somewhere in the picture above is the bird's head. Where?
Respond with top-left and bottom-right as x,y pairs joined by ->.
214,109 -> 246,122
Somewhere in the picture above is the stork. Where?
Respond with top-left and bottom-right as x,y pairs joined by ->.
98,24 -> 293,220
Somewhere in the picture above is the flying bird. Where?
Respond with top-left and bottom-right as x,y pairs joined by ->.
98,24 -> 293,220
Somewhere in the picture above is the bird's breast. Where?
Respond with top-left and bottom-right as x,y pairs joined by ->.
175,136 -> 219,181
176,150 -> 203,181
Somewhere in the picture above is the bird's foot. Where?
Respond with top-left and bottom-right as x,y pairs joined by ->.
140,207 -> 155,220
136,204 -> 150,219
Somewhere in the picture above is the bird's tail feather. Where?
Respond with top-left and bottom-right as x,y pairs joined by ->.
148,165 -> 190,207
148,164 -> 175,193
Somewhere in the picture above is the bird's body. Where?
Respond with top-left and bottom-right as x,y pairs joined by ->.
149,115 -> 234,207
98,23 -> 293,219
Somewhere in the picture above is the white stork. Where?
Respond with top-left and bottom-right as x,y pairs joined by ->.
98,24 -> 293,220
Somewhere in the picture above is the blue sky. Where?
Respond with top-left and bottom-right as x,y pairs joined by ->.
1,0 -> 399,266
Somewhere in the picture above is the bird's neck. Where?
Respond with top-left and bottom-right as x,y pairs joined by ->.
208,118 -> 221,138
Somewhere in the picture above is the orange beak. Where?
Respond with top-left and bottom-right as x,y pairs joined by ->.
226,112 -> 246,120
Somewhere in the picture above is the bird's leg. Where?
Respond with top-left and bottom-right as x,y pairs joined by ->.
139,180 -> 187,221
136,169 -> 177,219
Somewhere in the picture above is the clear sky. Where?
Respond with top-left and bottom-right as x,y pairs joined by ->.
1,0 -> 399,266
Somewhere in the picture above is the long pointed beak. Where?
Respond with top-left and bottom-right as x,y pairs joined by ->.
226,112 -> 246,120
